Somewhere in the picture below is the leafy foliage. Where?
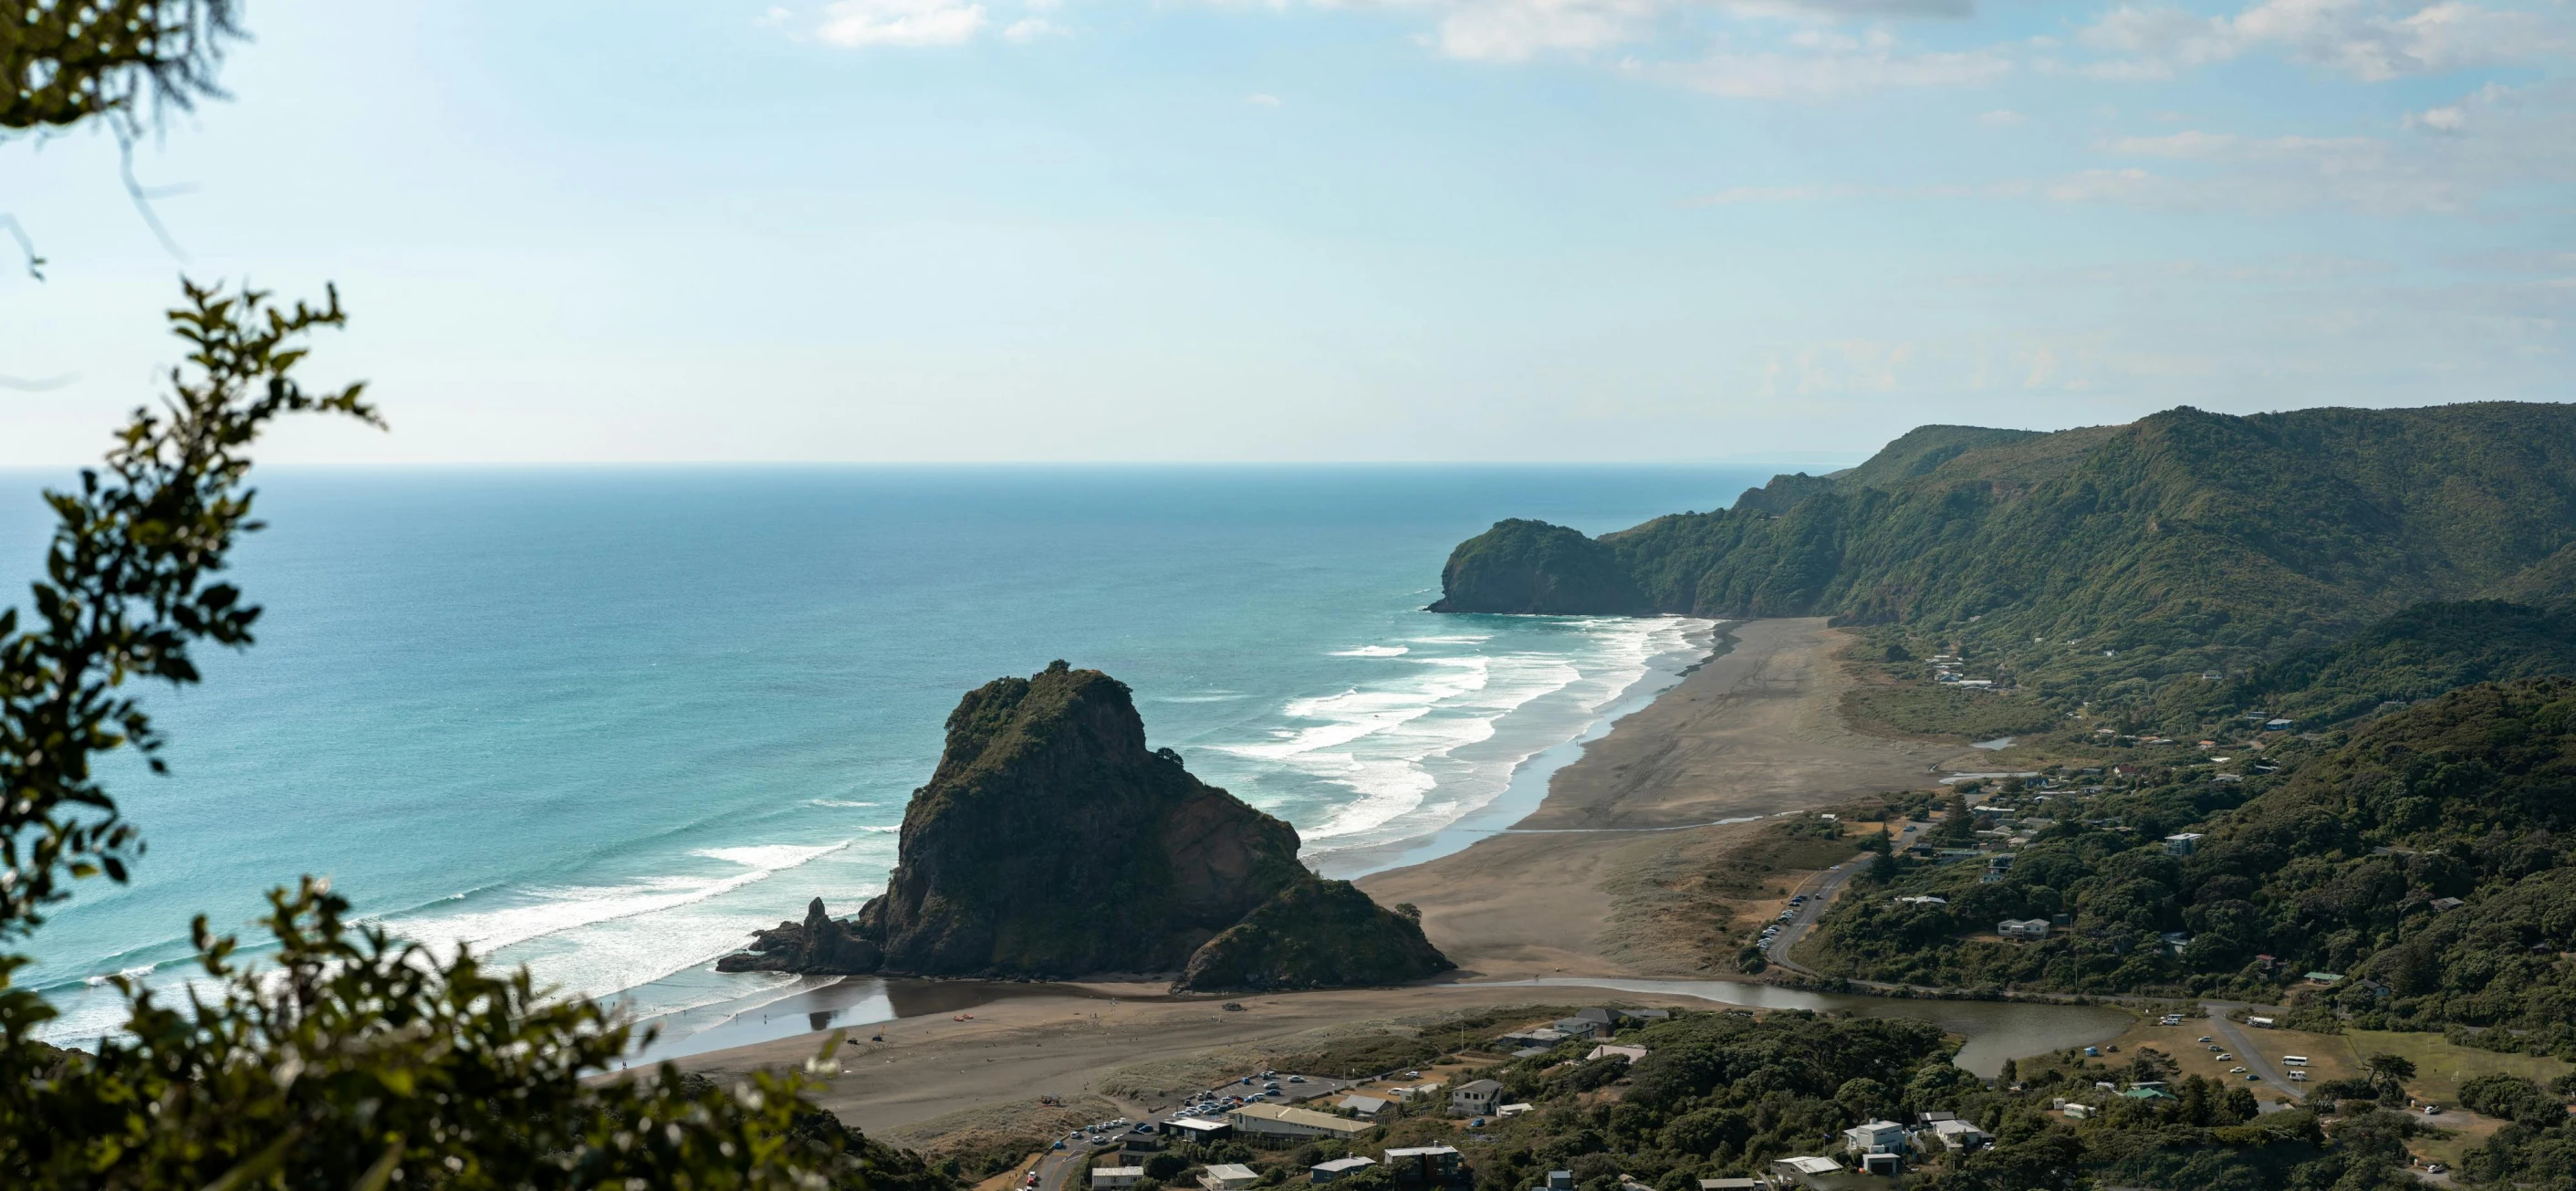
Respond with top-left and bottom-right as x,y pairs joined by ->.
0,283 -> 883,1188
3,0 -> 242,132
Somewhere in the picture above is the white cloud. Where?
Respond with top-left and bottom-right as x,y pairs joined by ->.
817,0 -> 989,46
1657,42 -> 2011,97
1246,93 -> 1284,106
1429,0 -> 1663,63
2076,0 -> 2567,81
1002,16 -> 1066,40
1977,108 -> 2026,125
755,5 -> 795,28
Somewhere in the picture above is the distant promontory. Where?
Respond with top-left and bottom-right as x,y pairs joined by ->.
718,662 -> 1451,992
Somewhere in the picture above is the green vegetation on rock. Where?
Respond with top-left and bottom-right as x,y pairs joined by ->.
723,662 -> 1452,990
1428,518 -> 1653,615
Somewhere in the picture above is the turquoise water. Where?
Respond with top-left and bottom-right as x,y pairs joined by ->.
5,465 -> 1778,1048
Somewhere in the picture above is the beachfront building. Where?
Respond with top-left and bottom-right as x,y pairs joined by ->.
1383,1144 -> 1463,1184
1450,1079 -> 1506,1117
1228,1103 -> 1372,1145
1842,1121 -> 1905,1155
1922,1119 -> 1990,1152
1093,1167 -> 1145,1189
1204,1164 -> 1259,1191
1312,1158 -> 1377,1184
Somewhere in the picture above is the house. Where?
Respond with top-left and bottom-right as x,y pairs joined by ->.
1697,1181 -> 1764,1191
1616,1008 -> 1672,1023
2266,719 -> 2294,731
2164,833 -> 2204,857
1450,1079 -> 1506,1117
1502,1027 -> 1569,1048
1121,1134 -> 1165,1160
1999,919 -> 2051,941
2431,897 -> 2465,914
1204,1165 -> 1260,1191
1497,1103 -> 1535,1117
1857,1152 -> 1901,1176
1894,895 -> 1948,906
1382,1144 -> 1463,1184
2247,1017 -> 2275,1029
2160,931 -> 2195,955
1541,1172 -> 1574,1191
1842,1120 -> 1905,1154
1093,1168 -> 1145,1189
1166,1118 -> 1232,1144
1587,1045 -> 1649,1063
1340,1095 -> 1391,1117
1228,1103 -> 1373,1144
2060,1103 -> 2092,1120
1312,1158 -> 1377,1184
2305,972 -> 2345,986
2253,955 -> 2279,971
1571,1008 -> 1619,1029
1551,1018 -> 1606,1040
2120,1085 -> 2176,1102
1769,1156 -> 1845,1188
1922,1120 -> 1988,1152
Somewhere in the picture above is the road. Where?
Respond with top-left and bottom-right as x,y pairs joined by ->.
2203,1001 -> 2305,1102
1033,1073 -> 1356,1191
1763,820 -> 1923,977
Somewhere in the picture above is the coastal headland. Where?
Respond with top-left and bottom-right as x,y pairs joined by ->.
673,617 -> 1997,1139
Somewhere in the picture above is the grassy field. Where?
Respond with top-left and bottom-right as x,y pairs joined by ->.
2344,1029 -> 2574,1105
1840,683 -> 2062,741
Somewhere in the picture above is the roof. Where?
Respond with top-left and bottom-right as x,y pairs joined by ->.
1930,1119 -> 1986,1135
1700,1181 -> 1764,1190
1339,1096 -> 1389,1113
1209,1165 -> 1258,1180
1453,1079 -> 1506,1095
1849,1120 -> 1903,1133
1777,1156 -> 1843,1175
1094,1168 -> 1145,1178
1230,1104 -> 1366,1133
2120,1086 -> 2176,1100
1587,1045 -> 1649,1061
1574,1008 -> 1617,1023
1384,1145 -> 1461,1158
1313,1159 -> 1376,1173
1168,1118 -> 1229,1132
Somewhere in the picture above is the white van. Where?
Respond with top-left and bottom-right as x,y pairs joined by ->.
2282,1055 -> 2310,1066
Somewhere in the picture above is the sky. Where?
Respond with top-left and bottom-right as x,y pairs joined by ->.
1,0 -> 2570,464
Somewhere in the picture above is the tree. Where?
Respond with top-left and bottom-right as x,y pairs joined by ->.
2361,1052 -> 2416,1100
0,284 -> 854,1187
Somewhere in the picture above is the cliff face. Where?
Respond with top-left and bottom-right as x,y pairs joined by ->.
1426,518 -> 1653,615
720,662 -> 1451,989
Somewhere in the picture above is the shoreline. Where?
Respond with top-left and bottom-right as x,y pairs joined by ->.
662,617 -> 2025,1115
1307,617 -> 1730,880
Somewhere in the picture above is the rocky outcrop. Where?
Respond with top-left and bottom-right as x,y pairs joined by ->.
1426,518 -> 1653,615
714,897 -> 881,974
718,662 -> 1452,990
1178,879 -> 1452,992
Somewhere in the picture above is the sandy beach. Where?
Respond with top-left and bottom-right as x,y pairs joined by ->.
673,618 -> 1983,1144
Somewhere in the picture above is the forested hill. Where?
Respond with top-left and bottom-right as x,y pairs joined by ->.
1808,677 -> 2576,1052
1435,403 -> 2576,672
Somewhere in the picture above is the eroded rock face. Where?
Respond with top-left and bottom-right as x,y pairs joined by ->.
1176,878 -> 1453,992
717,662 -> 1452,990
715,897 -> 881,974
1427,518 -> 1653,615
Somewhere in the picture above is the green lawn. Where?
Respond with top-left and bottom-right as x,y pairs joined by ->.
2343,1029 -> 2574,1104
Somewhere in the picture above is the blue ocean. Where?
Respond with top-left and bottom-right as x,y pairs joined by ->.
10,465 -> 1780,1050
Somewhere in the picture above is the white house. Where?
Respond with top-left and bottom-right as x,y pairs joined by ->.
1450,1079 -> 1506,1117
1999,919 -> 2051,941
1923,1119 -> 1989,1151
1842,1120 -> 1905,1154
1311,1158 -> 1376,1184
1204,1165 -> 1259,1191
1093,1168 -> 1145,1189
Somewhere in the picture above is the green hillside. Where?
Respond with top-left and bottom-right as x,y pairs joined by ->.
1435,403 -> 2576,707
1806,678 -> 2576,1055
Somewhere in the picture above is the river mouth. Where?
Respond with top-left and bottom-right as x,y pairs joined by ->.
631,971 -> 2131,1075
1471,977 -> 2133,1076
